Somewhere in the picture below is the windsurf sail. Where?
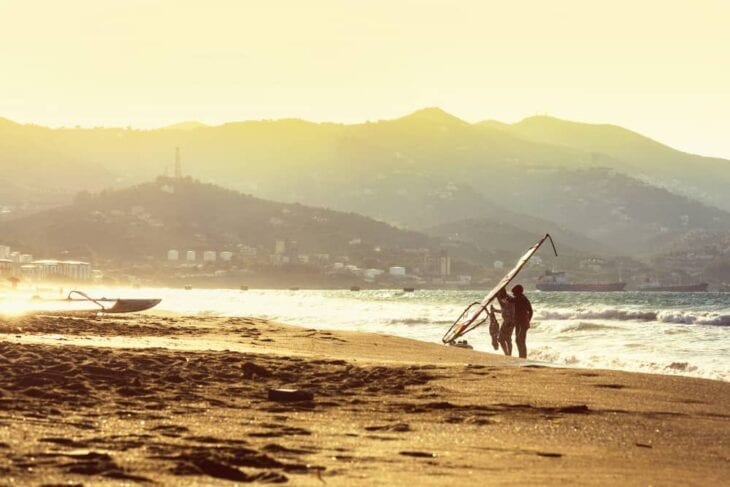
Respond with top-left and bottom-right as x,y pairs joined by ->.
442,233 -> 557,344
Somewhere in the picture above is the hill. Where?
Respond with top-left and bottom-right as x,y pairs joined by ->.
426,216 -> 610,263
1,109 -> 729,256
162,121 -> 210,131
480,167 -> 730,254
502,115 -> 730,211
3,179 -> 623,286
0,178 -> 433,264
7,177 -> 721,285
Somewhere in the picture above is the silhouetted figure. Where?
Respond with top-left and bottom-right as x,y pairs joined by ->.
493,288 -> 514,356
509,284 -> 533,358
488,306 -> 500,351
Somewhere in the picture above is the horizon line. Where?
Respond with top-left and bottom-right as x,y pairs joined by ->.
0,107 -> 613,131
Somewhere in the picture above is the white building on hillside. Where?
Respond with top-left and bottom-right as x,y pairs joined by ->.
389,266 -> 406,277
439,252 -> 451,276
62,261 -> 92,280
0,258 -> 14,276
275,240 -> 286,255
364,268 -> 384,280
29,260 -> 92,281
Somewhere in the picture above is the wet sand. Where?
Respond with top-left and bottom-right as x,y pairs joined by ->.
0,314 -> 728,485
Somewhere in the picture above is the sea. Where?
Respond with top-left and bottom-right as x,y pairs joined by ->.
8,287 -> 730,382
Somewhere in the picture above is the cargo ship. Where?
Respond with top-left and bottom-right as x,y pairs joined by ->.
535,271 -> 626,292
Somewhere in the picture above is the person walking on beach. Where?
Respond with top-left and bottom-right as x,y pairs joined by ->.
510,284 -> 533,359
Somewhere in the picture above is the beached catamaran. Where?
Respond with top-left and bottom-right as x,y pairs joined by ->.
27,290 -> 161,315
442,233 -> 557,345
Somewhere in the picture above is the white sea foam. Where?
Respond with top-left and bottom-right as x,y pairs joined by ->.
539,308 -> 657,322
538,308 -> 730,326
387,318 -> 453,326
657,310 -> 730,326
558,322 -> 621,333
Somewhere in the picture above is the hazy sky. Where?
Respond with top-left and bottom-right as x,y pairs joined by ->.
1,0 -> 729,158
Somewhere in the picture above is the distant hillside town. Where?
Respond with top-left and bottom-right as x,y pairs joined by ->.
160,239 -> 469,288
0,245 -> 99,283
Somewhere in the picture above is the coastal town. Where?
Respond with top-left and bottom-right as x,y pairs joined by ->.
0,244 -> 97,284
4,231 -> 726,292
113,239 -> 473,289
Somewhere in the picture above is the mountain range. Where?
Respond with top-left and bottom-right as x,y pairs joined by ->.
1,109 -> 729,258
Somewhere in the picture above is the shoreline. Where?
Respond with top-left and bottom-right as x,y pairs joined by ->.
1,293 -> 728,383
9,281 -> 730,293
1,313 -> 729,485
1,302 -> 728,384
2,316 -> 725,384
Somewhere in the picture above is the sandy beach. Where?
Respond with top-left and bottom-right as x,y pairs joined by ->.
0,314 -> 728,486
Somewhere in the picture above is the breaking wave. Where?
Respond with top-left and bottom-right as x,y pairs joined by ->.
387,318 -> 452,326
528,348 -> 721,381
539,308 -> 657,321
538,308 -> 730,326
656,311 -> 730,326
559,322 -> 620,332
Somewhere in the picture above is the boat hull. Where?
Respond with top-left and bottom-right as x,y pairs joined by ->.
22,298 -> 161,315
106,299 -> 162,313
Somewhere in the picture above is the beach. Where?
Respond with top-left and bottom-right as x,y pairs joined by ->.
0,313 -> 728,485
6,288 -> 728,381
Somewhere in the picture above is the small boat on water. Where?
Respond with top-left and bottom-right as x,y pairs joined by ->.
26,290 -> 161,315
536,271 -> 625,292
638,282 -> 708,292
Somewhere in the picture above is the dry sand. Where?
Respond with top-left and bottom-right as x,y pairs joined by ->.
0,314 -> 728,486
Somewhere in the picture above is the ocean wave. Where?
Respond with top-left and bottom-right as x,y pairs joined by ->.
656,311 -> 730,326
559,322 -> 621,332
538,308 -> 730,326
539,308 -> 657,322
387,318 -> 453,326
528,347 -> 724,381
